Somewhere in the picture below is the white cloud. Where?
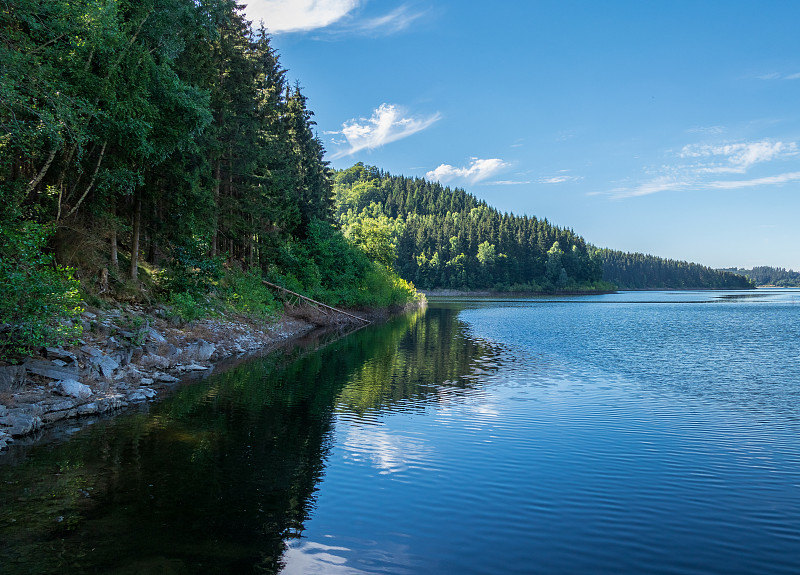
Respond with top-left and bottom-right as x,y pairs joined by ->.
605,137 -> 800,199
426,158 -> 509,184
757,71 -> 800,81
245,0 -> 359,33
680,140 -> 798,174
608,177 -> 690,199
486,180 -> 532,185
356,5 -> 426,34
708,171 -> 800,189
330,104 -> 440,159
538,174 -> 583,184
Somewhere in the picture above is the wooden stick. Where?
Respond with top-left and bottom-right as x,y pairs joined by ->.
262,280 -> 371,324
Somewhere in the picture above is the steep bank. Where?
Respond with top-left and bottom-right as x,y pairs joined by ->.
0,303 -> 387,455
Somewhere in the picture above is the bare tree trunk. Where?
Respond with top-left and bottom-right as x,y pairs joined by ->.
211,158 -> 220,256
110,227 -> 119,270
130,195 -> 141,281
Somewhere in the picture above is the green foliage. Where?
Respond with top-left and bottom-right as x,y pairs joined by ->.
218,269 -> 280,320
271,220 -> 417,308
167,292 -> 211,323
721,266 -> 800,287
160,237 -> 223,296
333,164 -> 605,292
599,249 -> 755,290
0,221 -> 83,359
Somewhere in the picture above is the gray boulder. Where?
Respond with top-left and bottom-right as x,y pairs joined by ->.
55,379 -> 93,400
86,355 -> 120,379
23,359 -> 80,381
0,413 -> 42,437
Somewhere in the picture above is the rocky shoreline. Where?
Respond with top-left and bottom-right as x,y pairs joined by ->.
0,305 -> 342,454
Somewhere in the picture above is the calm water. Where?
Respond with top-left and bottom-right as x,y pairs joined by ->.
2,290 -> 800,574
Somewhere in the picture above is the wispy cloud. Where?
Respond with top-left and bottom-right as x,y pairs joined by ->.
607,177 -> 690,199
329,104 -> 440,159
356,5 -> 426,34
687,125 -> 726,135
606,139 -> 800,199
538,173 -> 583,184
486,180 -> 532,185
245,0 -> 360,33
708,171 -> 800,189
758,71 -> 800,81
426,158 -> 510,184
679,140 -> 798,174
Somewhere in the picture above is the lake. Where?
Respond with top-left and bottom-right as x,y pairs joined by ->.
2,290 -> 800,574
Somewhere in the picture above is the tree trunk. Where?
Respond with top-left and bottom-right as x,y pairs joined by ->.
130,195 -> 141,281
110,227 -> 119,270
211,158 -> 221,256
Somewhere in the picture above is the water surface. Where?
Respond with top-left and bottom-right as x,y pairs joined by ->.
2,290 -> 800,574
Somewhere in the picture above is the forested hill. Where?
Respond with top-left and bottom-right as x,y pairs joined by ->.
720,267 -> 800,287
334,164 -> 611,292
599,250 -> 754,290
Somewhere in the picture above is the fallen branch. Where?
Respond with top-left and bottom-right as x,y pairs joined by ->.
262,280 -> 371,324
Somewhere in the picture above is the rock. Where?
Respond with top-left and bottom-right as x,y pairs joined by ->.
0,413 -> 42,437
126,390 -> 149,402
112,348 -> 133,367
81,345 -> 104,358
0,365 -> 26,392
81,311 -> 97,320
77,402 -> 99,415
154,373 -> 179,383
148,328 -> 167,343
23,359 -> 80,381
55,379 -> 93,399
180,364 -> 209,372
45,347 -> 78,362
139,353 -> 170,370
98,394 -> 127,411
42,410 -> 72,423
141,378 -> 154,385
86,355 -> 120,379
46,399 -> 76,412
182,340 -> 216,362
0,405 -> 7,417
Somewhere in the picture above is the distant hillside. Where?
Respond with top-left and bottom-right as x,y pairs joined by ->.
720,267 -> 800,287
334,164 -> 610,292
599,250 -> 754,290
333,164 -> 755,292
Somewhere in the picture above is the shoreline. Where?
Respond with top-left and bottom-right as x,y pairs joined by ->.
0,302 -> 398,456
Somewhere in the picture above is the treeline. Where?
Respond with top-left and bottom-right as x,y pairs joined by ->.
599,250 -> 754,290
334,164 -> 611,291
721,267 -> 800,287
0,1 -> 415,356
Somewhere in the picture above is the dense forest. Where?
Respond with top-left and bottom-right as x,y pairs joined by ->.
720,267 -> 800,287
0,0 -> 415,356
599,250 -> 754,290
334,164 -> 611,292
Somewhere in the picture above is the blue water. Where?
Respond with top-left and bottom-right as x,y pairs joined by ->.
2,289 -> 800,574
284,290 -> 800,574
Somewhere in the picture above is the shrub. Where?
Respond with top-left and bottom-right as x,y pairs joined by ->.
0,221 -> 83,359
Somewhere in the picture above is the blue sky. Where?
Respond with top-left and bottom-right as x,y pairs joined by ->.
244,1 -> 800,270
